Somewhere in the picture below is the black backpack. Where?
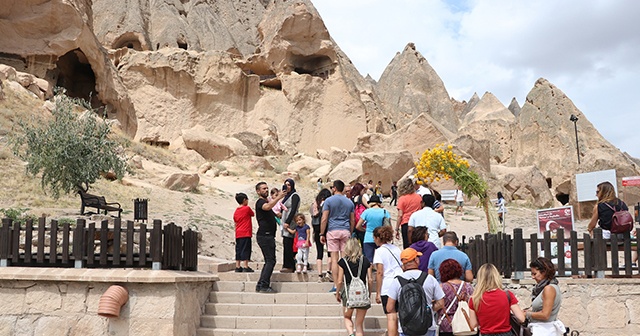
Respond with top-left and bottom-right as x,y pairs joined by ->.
396,272 -> 432,336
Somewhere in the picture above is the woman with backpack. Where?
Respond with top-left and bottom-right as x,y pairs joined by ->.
351,183 -> 370,246
468,263 -> 526,335
335,238 -> 372,336
437,259 -> 474,336
356,194 -> 390,263
587,181 -> 630,239
525,257 -> 565,336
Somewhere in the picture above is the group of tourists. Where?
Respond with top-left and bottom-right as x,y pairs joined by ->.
230,176 -> 634,336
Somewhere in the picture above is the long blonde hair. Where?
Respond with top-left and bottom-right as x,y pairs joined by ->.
472,263 -> 503,311
343,238 -> 363,263
596,181 -> 618,204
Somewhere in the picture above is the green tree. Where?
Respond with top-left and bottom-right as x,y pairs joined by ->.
11,92 -> 127,198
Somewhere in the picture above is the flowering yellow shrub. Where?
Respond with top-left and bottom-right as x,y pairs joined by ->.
415,144 -> 498,232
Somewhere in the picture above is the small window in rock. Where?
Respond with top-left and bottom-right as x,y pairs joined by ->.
546,178 -> 552,188
177,41 -> 188,50
555,193 -> 569,205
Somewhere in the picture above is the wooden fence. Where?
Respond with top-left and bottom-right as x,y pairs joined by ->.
462,227 -> 639,279
0,217 -> 198,271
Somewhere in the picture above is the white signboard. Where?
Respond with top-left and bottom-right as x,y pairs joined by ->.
575,169 -> 617,202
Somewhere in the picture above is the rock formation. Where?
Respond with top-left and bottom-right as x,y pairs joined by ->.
508,97 -> 521,117
376,43 -> 458,132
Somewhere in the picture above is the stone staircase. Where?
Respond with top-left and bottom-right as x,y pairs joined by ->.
196,268 -> 388,336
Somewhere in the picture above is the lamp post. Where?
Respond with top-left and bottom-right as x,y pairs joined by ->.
570,114 -> 580,164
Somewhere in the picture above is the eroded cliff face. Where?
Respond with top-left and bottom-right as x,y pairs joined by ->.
0,0 -> 137,135
1,0 -> 638,209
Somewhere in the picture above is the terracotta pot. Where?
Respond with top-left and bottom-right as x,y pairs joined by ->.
98,285 -> 129,318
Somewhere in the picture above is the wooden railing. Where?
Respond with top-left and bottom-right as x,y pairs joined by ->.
0,217 -> 198,271
462,227 -> 638,279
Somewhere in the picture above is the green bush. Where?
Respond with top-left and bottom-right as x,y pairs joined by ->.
10,92 -> 128,198
0,207 -> 36,224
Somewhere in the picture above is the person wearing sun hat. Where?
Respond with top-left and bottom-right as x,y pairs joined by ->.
386,247 -> 445,336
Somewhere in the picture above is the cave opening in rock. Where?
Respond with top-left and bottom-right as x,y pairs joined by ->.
56,49 -> 100,107
290,54 -> 334,79
112,32 -> 145,51
546,178 -> 552,188
555,193 -> 569,205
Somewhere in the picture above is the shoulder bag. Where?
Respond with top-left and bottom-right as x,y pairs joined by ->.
605,201 -> 633,233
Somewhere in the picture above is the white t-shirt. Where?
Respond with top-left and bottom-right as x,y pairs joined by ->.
372,243 -> 403,296
455,190 -> 464,202
387,269 -> 445,333
408,207 -> 447,248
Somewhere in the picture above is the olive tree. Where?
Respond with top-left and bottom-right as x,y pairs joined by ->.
11,93 -> 127,198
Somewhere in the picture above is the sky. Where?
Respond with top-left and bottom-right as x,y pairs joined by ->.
312,0 -> 640,159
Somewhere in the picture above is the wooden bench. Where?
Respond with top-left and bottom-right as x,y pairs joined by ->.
79,190 -> 122,217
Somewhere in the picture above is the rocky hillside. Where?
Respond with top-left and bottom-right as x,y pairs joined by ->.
0,0 -> 638,214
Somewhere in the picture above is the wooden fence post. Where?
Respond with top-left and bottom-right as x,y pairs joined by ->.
50,219 -> 58,265
25,219 -> 33,264
151,219 -> 162,270
556,228 -> 565,276
36,217 -> 46,264
570,230 -> 579,276
513,228 -> 525,279
73,219 -> 86,268
592,228 -> 605,278
183,229 -> 198,271
11,221 -> 20,265
0,218 -> 12,267
583,233 -> 593,278
113,218 -> 121,266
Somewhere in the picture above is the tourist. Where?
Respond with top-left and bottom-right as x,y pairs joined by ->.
254,181 -> 286,293
408,226 -> 438,273
431,189 -> 445,217
587,181 -> 630,239
436,259 -> 474,336
321,180 -> 355,292
428,232 -> 473,282
525,257 -> 565,335
389,181 -> 398,206
233,192 -> 254,273
293,214 -> 311,273
468,263 -> 526,334
386,247 -> 445,336
311,188 -> 332,281
375,181 -> 383,201
335,238 -> 372,336
280,178 -> 300,273
352,182 -> 370,246
496,192 -> 507,224
408,194 -> 447,248
356,194 -> 390,263
372,225 -> 403,335
317,177 -> 323,190
396,178 -> 423,248
455,187 -> 464,216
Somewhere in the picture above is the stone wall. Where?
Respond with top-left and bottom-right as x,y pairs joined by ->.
0,267 -> 215,336
507,278 -> 640,335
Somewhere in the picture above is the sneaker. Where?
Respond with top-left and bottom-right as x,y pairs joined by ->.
329,286 -> 336,293
318,274 -> 324,283
295,264 -> 302,274
235,267 -> 243,273
255,286 -> 262,292
324,271 -> 333,282
280,268 -> 294,273
243,267 -> 255,272
260,287 -> 277,293
302,266 -> 308,274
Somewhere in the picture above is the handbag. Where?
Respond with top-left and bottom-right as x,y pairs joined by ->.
438,282 -> 477,335
383,209 -> 392,226
507,291 -> 531,336
605,201 -> 633,233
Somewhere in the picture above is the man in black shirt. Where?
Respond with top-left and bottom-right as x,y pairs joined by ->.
255,181 -> 286,293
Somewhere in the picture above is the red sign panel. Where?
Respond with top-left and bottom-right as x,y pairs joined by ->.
622,176 -> 640,187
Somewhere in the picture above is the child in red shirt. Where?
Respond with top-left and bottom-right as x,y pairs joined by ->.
234,193 -> 255,272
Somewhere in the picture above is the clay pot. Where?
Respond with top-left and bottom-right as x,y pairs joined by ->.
98,285 -> 129,318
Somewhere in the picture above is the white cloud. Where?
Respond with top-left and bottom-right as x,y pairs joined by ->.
312,0 -> 640,159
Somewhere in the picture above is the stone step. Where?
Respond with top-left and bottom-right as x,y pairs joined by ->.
200,315 -> 387,330
213,280 -> 378,293
216,271 -> 329,282
205,302 -> 385,316
196,328 -> 387,336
